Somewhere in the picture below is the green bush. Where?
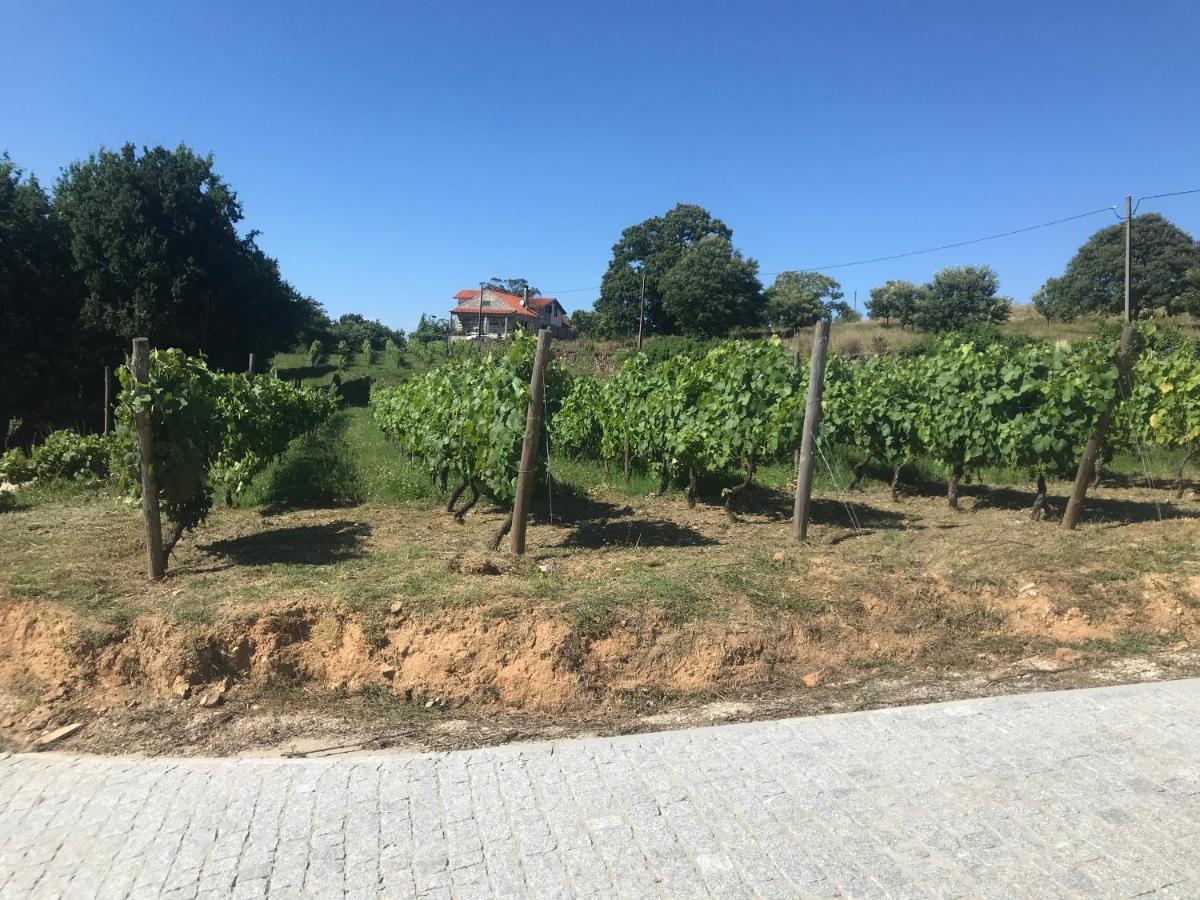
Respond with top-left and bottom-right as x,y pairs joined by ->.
240,421 -> 364,510
0,448 -> 33,484
30,430 -> 112,482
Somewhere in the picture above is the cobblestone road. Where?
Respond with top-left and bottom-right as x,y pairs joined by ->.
2,679 -> 1199,899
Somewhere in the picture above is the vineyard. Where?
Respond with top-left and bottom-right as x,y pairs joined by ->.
3,328 -> 1200,755
371,327 -> 1200,529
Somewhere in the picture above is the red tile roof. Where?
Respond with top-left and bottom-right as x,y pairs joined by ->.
450,288 -> 542,320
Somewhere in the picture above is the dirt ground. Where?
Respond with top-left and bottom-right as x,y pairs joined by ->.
2,475 -> 1199,757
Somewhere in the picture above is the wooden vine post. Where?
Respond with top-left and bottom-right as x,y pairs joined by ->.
131,338 -> 166,579
247,352 -> 256,374
1061,323 -> 1136,530
792,318 -> 830,541
510,328 -> 553,555
103,365 -> 113,435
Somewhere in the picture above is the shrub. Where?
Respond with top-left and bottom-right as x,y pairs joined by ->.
0,448 -> 33,484
30,430 -> 111,482
308,340 -> 324,366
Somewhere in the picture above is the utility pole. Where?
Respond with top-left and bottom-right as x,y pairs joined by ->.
636,267 -> 647,350
1124,194 -> 1133,323
478,281 -> 486,343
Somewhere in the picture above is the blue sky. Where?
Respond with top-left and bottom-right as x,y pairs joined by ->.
3,0 -> 1198,331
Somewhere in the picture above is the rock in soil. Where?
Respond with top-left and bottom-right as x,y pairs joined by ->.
33,722 -> 83,750
801,670 -> 826,688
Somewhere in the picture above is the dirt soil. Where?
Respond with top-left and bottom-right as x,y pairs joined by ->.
1,476 -> 1199,756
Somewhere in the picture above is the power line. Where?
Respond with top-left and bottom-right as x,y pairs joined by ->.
1133,188 -> 1200,214
766,206 -> 1118,276
543,203 -> 1124,296
1138,188 -> 1200,202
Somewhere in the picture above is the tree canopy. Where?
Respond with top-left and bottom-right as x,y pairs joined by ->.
0,156 -> 84,436
483,277 -> 541,298
867,279 -> 922,327
587,204 -> 736,338
0,143 -> 363,438
329,313 -> 405,350
913,266 -> 1011,332
659,236 -> 764,338
1034,214 -> 1200,320
412,314 -> 451,344
765,271 -> 846,332
53,143 -> 304,371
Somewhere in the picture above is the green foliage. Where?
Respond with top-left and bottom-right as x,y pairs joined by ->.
692,338 -> 803,472
239,419 -> 364,510
590,204 -> 740,338
370,333 -> 566,503
914,266 -> 1011,332
210,374 -> 339,502
1,449 -> 34,484
115,349 -> 336,547
552,376 -> 607,459
659,235 -> 764,338
1120,331 -> 1200,458
115,349 -> 221,536
412,314 -> 450,344
361,337 -> 376,365
384,338 -> 402,367
615,335 -> 719,367
54,143 -> 305,372
825,354 -> 923,470
0,156 -> 83,438
308,340 -> 324,366
766,272 -> 844,332
335,340 -> 354,370
327,313 -> 405,351
29,430 -> 112,482
1039,213 -> 1200,320
483,277 -> 540,298
867,280 -> 922,327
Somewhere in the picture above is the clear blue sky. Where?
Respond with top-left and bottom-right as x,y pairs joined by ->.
4,0 -> 1198,331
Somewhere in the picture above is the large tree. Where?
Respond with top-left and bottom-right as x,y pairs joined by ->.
54,143 -> 301,371
0,156 -> 85,438
658,235 -> 764,338
590,203 -> 734,337
765,271 -> 844,333
1036,213 -> 1200,320
483,277 -> 541,298
913,265 -> 1011,332
867,279 -> 922,327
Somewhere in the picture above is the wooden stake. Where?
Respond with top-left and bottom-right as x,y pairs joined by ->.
103,365 -> 112,435
792,318 -> 830,541
510,329 -> 553,555
1062,323 -> 1137,530
131,338 -> 166,579
248,352 -> 255,374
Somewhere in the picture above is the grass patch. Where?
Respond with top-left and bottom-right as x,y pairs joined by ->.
550,456 -> 664,498
343,406 -> 435,504
240,415 -> 365,511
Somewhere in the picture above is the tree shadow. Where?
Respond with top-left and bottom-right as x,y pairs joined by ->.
560,518 -> 718,549
200,520 -> 371,566
528,482 -> 631,526
807,497 -> 909,530
969,485 -> 1198,524
335,375 -> 374,407
275,363 -> 335,381
719,483 -> 909,531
